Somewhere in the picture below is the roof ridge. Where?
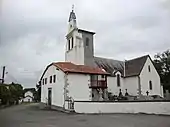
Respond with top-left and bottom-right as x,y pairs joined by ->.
126,55 -> 149,62
94,56 -> 123,62
53,61 -> 73,64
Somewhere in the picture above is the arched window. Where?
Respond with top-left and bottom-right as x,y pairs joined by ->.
86,38 -> 89,46
117,74 -> 120,87
50,76 -> 52,83
148,65 -> 151,72
45,78 -> 47,84
149,80 -> 152,90
53,75 -> 56,83
43,79 -> 45,85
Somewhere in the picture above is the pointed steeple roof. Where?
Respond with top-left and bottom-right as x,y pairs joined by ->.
68,5 -> 76,22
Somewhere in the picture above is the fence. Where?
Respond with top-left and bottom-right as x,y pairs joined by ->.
74,100 -> 170,115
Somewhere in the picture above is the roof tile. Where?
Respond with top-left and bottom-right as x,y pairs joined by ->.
53,62 -> 108,75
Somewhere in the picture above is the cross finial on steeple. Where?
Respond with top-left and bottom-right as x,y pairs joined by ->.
72,4 -> 74,12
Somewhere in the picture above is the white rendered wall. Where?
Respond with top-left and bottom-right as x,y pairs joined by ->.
67,74 -> 91,101
23,96 -> 33,102
65,30 -> 85,65
107,75 -> 124,96
140,58 -> 162,96
124,76 -> 139,96
74,101 -> 170,115
161,85 -> 164,97
41,65 -> 55,104
41,65 -> 65,107
52,69 -> 65,107
41,82 -> 47,104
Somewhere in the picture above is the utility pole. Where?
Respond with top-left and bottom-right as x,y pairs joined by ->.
1,66 -> 6,84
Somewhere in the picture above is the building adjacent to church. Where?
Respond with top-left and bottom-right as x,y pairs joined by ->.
39,8 -> 164,110
23,88 -> 35,102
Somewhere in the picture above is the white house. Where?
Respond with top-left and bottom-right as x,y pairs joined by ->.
40,62 -> 108,107
23,90 -> 34,102
39,8 -> 163,110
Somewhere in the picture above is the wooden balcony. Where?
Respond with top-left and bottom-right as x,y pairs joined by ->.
89,80 -> 107,88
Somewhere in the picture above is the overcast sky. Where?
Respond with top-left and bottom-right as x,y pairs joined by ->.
0,0 -> 170,88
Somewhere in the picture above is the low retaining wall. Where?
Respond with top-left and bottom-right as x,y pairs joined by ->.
74,101 -> 170,115
39,102 -> 74,113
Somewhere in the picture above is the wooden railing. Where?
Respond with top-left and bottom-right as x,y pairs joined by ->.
89,80 -> 107,88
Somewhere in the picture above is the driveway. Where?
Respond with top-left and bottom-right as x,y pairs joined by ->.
0,103 -> 170,127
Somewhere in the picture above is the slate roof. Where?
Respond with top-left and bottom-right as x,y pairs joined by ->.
68,10 -> 76,22
78,29 -> 95,35
125,55 -> 148,77
94,57 -> 124,75
24,88 -> 36,93
53,62 -> 109,75
94,55 -> 149,77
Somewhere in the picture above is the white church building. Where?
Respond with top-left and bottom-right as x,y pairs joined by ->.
39,8 -> 164,110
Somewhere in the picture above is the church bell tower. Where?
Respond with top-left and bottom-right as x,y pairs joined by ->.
65,6 -> 95,66
68,5 -> 77,32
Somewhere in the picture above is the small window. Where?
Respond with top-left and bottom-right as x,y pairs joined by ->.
148,65 -> 151,72
50,76 -> 52,83
43,79 -> 45,85
117,74 -> 120,87
71,37 -> 74,48
86,38 -> 89,46
53,75 -> 56,83
45,78 -> 47,84
149,80 -> 152,90
68,40 -> 70,50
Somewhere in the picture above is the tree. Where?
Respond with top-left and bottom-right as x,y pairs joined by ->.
0,82 -> 24,105
154,49 -> 170,91
0,84 -> 11,105
9,82 -> 24,104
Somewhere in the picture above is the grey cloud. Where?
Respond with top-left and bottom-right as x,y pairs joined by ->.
159,0 -> 170,11
1,0 -> 170,88
127,16 -> 160,29
1,19 -> 66,45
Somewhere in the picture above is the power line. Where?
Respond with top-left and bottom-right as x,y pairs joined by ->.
6,73 -> 20,84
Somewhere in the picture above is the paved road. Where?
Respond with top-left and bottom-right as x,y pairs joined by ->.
0,103 -> 170,127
